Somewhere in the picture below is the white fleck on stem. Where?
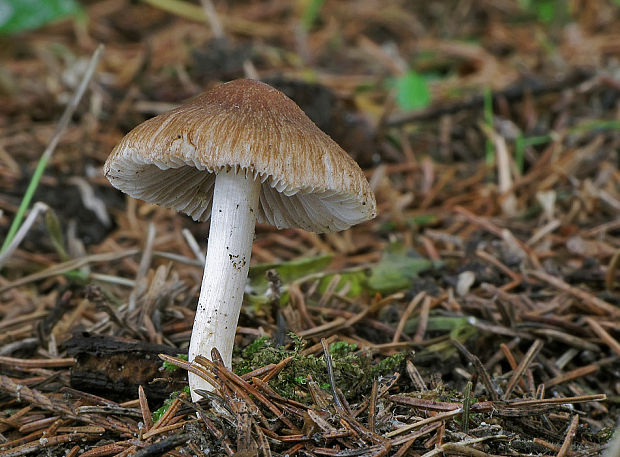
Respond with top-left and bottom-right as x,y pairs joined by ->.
188,168 -> 260,400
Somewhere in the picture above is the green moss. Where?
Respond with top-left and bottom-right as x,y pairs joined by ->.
582,426 -> 616,444
329,341 -> 357,356
240,336 -> 272,360
233,334 -> 405,404
151,386 -> 190,422
371,352 -> 406,376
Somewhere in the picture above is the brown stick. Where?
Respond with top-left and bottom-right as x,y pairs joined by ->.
528,270 -> 619,317
503,339 -> 543,400
557,415 -> 579,457
0,356 -> 74,368
138,385 -> 153,432
585,317 -> 620,356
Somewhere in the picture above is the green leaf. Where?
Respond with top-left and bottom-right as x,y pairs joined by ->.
483,87 -> 494,167
0,0 -> 82,34
368,243 -> 440,293
45,209 -> 69,261
318,269 -> 368,298
535,1 -> 556,23
248,254 -> 333,295
246,255 -> 334,310
301,0 -> 326,31
518,0 -> 568,24
394,70 -> 431,111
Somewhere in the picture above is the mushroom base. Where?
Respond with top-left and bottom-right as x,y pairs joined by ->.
188,168 -> 260,400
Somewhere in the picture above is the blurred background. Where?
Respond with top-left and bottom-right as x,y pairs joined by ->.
0,1 -> 619,455
0,0 -> 618,248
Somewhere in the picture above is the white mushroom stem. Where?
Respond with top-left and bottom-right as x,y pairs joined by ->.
188,167 -> 261,400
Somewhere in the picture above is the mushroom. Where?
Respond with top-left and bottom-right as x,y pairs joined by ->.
104,79 -> 376,399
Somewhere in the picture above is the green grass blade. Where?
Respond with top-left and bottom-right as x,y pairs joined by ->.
1,155 -> 50,252
1,44 -> 104,254
483,87 -> 494,167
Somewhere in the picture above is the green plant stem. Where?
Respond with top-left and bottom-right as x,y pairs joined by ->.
483,87 -> 494,168
2,156 -> 49,253
515,136 -> 525,174
302,0 -> 326,31
462,381 -> 472,434
1,44 -> 104,253
515,134 -> 551,173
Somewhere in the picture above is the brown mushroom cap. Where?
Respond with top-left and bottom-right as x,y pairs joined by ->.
104,79 -> 376,233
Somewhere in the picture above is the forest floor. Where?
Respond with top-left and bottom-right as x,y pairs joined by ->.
0,1 -> 619,456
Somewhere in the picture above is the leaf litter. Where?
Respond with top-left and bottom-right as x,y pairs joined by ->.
0,1 -> 619,456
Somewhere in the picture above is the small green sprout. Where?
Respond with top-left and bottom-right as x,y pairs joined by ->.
151,386 -> 190,423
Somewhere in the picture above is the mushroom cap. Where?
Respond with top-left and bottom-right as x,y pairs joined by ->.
104,79 -> 376,233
